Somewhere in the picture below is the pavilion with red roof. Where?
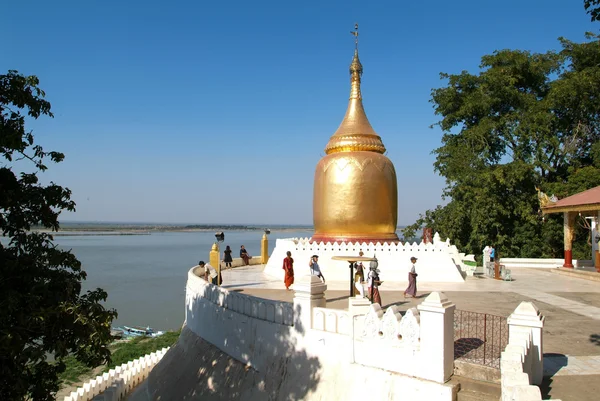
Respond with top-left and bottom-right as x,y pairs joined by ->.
542,185 -> 600,270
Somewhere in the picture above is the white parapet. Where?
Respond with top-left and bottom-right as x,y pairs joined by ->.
63,347 -> 170,401
264,233 -> 465,283
499,301 -> 561,401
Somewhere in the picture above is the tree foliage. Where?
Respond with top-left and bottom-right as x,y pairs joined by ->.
585,0 -> 600,22
0,70 -> 117,400
403,33 -> 600,259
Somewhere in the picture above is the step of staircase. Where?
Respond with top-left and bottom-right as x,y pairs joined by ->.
450,375 -> 501,401
551,267 -> 600,282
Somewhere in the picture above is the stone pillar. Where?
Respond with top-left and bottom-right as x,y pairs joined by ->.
507,301 -> 544,385
349,296 -> 371,315
261,233 -> 269,264
293,275 -> 327,331
417,292 -> 456,383
563,211 -> 576,268
209,243 -> 220,284
592,214 -> 600,271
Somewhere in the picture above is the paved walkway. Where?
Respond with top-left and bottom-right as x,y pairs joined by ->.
218,265 -> 600,400
544,355 -> 600,376
514,289 -> 600,320
221,264 -> 600,356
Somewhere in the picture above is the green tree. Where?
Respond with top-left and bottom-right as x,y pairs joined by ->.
0,70 -> 117,400
404,33 -> 600,259
585,0 -> 600,22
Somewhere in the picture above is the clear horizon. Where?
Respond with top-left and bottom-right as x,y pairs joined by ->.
3,0 -> 595,226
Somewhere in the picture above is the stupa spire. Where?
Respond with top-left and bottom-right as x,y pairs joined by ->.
324,24 -> 386,155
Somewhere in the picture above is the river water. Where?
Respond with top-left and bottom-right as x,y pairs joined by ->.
54,230 -> 312,331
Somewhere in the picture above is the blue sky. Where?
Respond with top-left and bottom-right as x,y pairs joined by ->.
2,0 -> 596,225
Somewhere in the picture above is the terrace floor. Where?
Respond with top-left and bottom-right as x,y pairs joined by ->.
220,265 -> 600,400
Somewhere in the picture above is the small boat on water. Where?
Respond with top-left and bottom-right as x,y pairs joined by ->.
112,325 -> 165,339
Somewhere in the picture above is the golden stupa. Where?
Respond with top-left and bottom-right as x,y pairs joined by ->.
312,25 -> 399,244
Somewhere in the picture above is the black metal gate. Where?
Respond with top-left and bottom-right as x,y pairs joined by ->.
453,309 -> 508,369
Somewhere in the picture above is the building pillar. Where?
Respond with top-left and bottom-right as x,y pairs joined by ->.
507,301 -> 545,385
293,275 -> 327,330
209,243 -> 220,285
596,212 -> 600,272
261,233 -> 269,264
417,292 -> 456,383
563,211 -> 576,268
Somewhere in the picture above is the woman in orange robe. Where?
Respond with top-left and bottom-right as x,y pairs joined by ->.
282,251 -> 294,290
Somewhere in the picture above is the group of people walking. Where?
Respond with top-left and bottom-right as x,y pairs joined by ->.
281,252 -> 419,305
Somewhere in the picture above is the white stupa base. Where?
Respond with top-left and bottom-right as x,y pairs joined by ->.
264,233 -> 466,283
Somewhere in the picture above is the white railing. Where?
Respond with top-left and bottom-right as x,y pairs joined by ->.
63,347 -> 169,401
500,258 -> 592,269
187,265 -> 293,326
312,307 -> 352,335
500,302 -> 562,401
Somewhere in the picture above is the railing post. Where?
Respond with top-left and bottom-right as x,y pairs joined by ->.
293,275 -> 327,330
417,292 -> 456,383
507,301 -> 545,385
261,233 -> 269,264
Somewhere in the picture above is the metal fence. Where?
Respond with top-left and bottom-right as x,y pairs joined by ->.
453,309 -> 508,369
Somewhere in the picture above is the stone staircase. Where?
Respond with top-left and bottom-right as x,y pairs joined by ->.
451,375 -> 501,401
451,360 -> 501,401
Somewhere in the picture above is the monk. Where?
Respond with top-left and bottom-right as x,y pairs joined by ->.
282,251 -> 294,290
404,257 -> 418,298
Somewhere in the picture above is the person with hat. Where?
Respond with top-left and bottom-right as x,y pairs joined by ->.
404,256 -> 418,298
308,255 -> 326,283
367,260 -> 382,305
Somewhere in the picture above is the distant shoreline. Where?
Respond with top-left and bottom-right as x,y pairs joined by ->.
29,223 -> 407,237
29,225 -> 316,236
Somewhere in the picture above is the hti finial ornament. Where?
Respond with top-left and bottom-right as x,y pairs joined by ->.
351,23 -> 359,49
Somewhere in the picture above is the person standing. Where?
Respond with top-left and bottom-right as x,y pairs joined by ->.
404,257 -> 418,298
308,255 -> 326,283
367,261 -> 382,305
240,245 -> 251,265
490,246 -> 496,262
223,245 -> 233,268
354,261 -> 365,297
282,251 -> 294,290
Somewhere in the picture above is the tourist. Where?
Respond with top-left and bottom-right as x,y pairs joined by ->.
490,246 -> 496,262
199,260 -> 221,285
367,261 -> 382,305
223,245 -> 233,268
354,261 -> 365,297
240,245 -> 251,265
404,257 -> 418,298
282,251 -> 294,290
308,255 -> 326,283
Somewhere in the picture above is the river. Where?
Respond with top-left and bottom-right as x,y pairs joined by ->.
54,230 -> 312,331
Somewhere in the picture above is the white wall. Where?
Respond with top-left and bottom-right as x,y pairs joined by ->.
500,258 -> 593,269
63,348 -> 169,401
264,233 -> 465,283
174,268 -> 458,400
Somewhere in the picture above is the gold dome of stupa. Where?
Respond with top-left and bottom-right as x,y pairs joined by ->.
312,24 -> 399,244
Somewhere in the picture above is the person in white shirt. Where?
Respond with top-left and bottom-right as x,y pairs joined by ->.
308,255 -> 326,283
199,260 -> 220,285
